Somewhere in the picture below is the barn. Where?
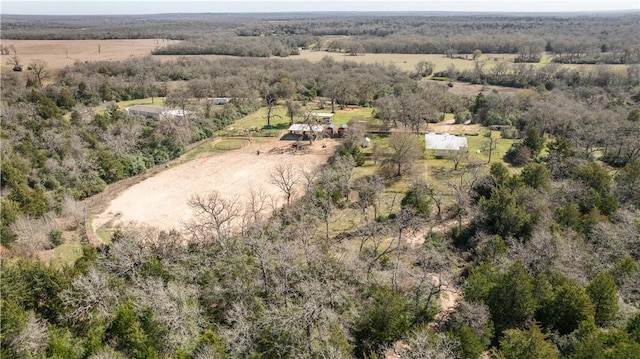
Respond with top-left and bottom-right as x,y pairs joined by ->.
288,123 -> 325,136
425,132 -> 468,157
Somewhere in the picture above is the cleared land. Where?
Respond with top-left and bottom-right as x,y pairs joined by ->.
0,39 -> 178,71
93,135 -> 342,233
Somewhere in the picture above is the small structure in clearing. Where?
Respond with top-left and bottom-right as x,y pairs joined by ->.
288,123 -> 325,136
207,97 -> 230,105
425,132 -> 468,157
124,105 -> 188,120
338,123 -> 348,137
310,112 -> 334,123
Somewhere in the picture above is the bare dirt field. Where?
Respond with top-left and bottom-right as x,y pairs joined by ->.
0,39 -> 179,71
93,135 -> 341,233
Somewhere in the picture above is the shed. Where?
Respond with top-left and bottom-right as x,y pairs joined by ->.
425,132 -> 468,157
338,123 -> 348,137
124,105 -> 167,120
326,123 -> 336,137
288,123 -> 325,135
310,112 -> 334,123
207,97 -> 230,105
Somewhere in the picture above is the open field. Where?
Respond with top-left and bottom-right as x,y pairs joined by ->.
290,50 -> 515,73
93,135 -> 342,233
0,39 -> 179,72
3,39 -> 631,84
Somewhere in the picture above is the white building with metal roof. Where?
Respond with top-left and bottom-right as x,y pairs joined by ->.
425,132 -> 468,157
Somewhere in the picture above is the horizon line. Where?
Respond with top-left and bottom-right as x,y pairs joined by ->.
3,9 -> 639,16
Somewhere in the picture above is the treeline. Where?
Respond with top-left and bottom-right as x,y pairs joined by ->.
151,35 -> 303,57
3,13 -> 640,63
442,61 -> 640,89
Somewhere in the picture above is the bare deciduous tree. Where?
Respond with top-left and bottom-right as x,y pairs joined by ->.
9,312 -> 49,357
245,186 -> 272,223
133,278 -> 203,354
60,268 -> 116,324
383,132 -> 423,177
397,328 -> 459,359
6,54 -> 22,71
269,163 -> 301,206
28,59 -> 48,87
187,191 -> 241,245
446,148 -> 468,171
10,214 -> 56,257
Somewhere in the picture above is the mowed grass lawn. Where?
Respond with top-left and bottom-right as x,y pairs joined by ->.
232,105 -> 375,130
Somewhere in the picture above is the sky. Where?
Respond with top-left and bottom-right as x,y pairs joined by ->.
1,0 -> 639,15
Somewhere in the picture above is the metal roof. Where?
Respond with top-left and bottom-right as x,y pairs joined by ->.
425,133 -> 468,151
310,112 -> 334,118
126,105 -> 166,114
288,123 -> 325,132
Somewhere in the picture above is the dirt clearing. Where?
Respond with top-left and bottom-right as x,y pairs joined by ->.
93,136 -> 341,233
0,39 -> 179,71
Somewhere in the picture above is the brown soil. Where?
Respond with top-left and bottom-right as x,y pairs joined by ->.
93,136 -> 341,233
0,39 -> 179,72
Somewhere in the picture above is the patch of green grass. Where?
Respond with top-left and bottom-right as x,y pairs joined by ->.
180,139 -> 216,161
214,139 -> 249,150
93,97 -> 167,114
96,227 -> 114,245
50,240 -> 83,269
116,97 -> 166,108
331,107 -> 375,125
233,106 -> 291,130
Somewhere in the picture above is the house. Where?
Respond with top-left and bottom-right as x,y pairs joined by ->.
124,105 -> 189,120
425,132 -> 468,157
207,97 -> 230,105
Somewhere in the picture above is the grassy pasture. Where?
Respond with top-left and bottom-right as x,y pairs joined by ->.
292,50 -> 505,73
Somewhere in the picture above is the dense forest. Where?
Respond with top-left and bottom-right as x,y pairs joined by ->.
2,12 -> 640,63
2,12 -> 640,359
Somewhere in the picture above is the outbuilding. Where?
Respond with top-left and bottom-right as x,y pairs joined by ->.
337,123 -> 348,137
124,105 -> 190,120
425,132 -> 468,157
310,112 -> 334,123
326,123 -> 336,137
124,105 -> 167,120
206,97 -> 230,105
288,123 -> 325,136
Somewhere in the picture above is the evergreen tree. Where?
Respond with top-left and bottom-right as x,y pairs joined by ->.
586,272 -> 619,327
499,320 -> 559,359
486,261 -> 536,335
